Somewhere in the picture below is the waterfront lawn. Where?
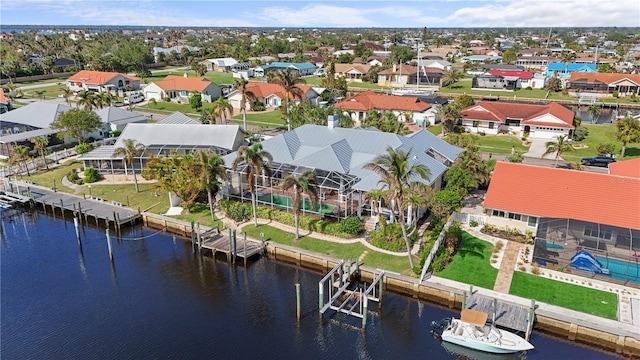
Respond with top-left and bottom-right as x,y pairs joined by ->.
509,272 -> 618,320
565,123 -> 640,161
144,70 -> 235,85
80,182 -> 171,215
438,81 -> 574,101
435,232 -> 498,289
25,160 -> 80,191
242,224 -> 414,275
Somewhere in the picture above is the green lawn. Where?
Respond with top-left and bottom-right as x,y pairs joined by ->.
475,135 -> 529,154
25,160 -> 80,191
509,272 -> 618,320
230,109 -> 285,128
438,81 -> 575,101
349,82 -> 384,90
565,123 -> 640,161
427,124 -> 442,135
435,232 -> 498,289
22,84 -> 67,100
144,70 -> 235,85
242,224 -> 415,275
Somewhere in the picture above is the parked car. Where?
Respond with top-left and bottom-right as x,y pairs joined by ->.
124,94 -> 144,105
581,156 -> 616,167
110,101 -> 124,107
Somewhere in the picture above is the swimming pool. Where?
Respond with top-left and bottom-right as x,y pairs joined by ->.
257,193 -> 337,215
546,243 -> 564,250
596,256 -> 640,283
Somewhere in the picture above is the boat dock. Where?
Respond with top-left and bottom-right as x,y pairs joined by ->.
463,291 -> 536,339
3,180 -> 140,230
200,228 -> 265,264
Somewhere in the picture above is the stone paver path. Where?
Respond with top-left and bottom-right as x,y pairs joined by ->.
493,241 -> 523,293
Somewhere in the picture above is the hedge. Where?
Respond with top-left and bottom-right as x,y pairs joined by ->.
369,223 -> 417,252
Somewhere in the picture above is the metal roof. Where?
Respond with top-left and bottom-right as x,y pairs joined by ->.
0,102 -> 70,129
95,106 -> 147,125
0,127 -> 57,144
156,112 -> 200,125
113,123 -> 243,150
222,124 -> 462,192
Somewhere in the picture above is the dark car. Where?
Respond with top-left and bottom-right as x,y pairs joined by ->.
581,156 -> 616,167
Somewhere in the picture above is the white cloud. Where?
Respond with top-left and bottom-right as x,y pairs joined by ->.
255,4 -> 376,27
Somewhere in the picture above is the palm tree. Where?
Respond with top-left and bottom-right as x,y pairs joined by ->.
98,91 -> 112,108
268,69 -> 306,131
616,116 -> 640,157
404,183 -> 432,228
30,136 -> 49,170
12,145 -> 31,176
365,146 -> 431,268
435,104 -> 461,135
364,188 -> 387,216
209,97 -> 234,124
587,105 -> 601,124
113,139 -> 145,192
231,143 -> 273,227
234,77 -> 256,130
35,90 -> 46,101
195,150 -> 228,222
76,90 -> 97,111
60,88 -> 73,106
281,170 -> 319,239
440,68 -> 463,88
455,146 -> 489,188
542,135 -> 575,167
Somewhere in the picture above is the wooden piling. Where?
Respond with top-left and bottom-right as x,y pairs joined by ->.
59,199 -> 64,215
190,221 -> 195,254
526,299 -> 536,341
105,228 -> 113,262
243,233 -> 247,266
232,230 -> 237,264
362,295 -> 368,328
295,283 -> 301,321
196,222 -> 201,250
73,216 -> 80,243
228,229 -> 232,262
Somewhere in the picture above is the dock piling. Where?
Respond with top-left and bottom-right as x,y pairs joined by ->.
73,216 -> 81,243
243,233 -> 247,266
190,221 -> 195,254
232,230 -> 237,264
526,299 -> 536,341
296,283 -> 301,321
105,228 -> 114,262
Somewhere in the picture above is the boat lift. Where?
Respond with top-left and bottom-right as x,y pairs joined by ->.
319,259 -> 385,328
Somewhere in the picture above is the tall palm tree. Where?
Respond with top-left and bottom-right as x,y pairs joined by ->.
440,68 -> 463,88
542,135 -> 575,167
616,116 -> 640,157
234,77 -> 256,130
98,91 -> 112,108
12,145 -> 31,176
209,97 -> 234,124
268,69 -> 306,131
30,136 -> 49,170
231,143 -> 273,227
435,104 -> 461,135
76,90 -> 97,111
113,139 -> 145,192
365,146 -> 431,268
60,88 -> 73,106
404,183 -> 432,228
364,188 -> 387,216
195,150 -> 227,222
455,146 -> 490,188
281,170 -> 319,239
587,105 -> 601,124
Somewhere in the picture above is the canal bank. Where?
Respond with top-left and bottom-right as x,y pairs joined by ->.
139,212 -> 640,358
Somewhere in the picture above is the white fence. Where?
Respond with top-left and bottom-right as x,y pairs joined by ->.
451,211 -> 486,226
419,216 -> 455,283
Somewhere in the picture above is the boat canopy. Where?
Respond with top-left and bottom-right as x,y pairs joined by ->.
460,309 -> 488,327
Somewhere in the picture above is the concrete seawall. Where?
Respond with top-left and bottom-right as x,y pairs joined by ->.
141,213 -> 640,357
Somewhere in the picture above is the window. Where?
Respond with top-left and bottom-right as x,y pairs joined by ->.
488,122 -> 495,129
527,216 -> 537,227
508,213 -> 521,221
492,210 -> 505,217
583,225 -> 612,240
472,121 -> 480,128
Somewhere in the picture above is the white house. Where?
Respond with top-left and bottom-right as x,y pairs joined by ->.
227,82 -> 318,110
67,70 -> 140,93
335,91 -> 436,127
143,75 -> 221,103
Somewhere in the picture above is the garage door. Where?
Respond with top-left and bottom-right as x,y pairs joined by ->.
532,128 -> 566,139
145,91 -> 162,101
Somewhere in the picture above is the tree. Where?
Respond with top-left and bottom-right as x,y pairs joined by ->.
76,90 -> 98,111
545,76 -> 562,92
543,135 -> 575,167
143,152 -> 201,212
50,108 -> 103,144
195,150 -> 227,222
364,146 -> 430,268
11,145 -> 31,176
596,143 -> 616,156
429,190 -> 463,220
231,143 -> 273,227
281,170 -> 319,240
435,104 -> 461,135
586,104 -> 604,124
190,60 -> 207,76
440,68 -> 463,88
113,139 -> 145,193
97,91 -> 112,108
616,116 -> 640,157
209,97 -> 234,124
234,77 -> 256,130
502,49 -> 517,64
454,146 -> 490,189
189,92 -> 202,111
35,90 -> 46,101
60,88 -> 73,106
364,188 -> 387,216
30,136 -> 49,170
452,94 -> 475,110
268,69 -> 306,131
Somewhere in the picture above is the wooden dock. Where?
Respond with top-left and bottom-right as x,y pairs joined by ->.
4,180 -> 140,230
464,293 -> 535,336
200,229 -> 265,262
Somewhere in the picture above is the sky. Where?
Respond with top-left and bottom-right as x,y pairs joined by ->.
1,0 -> 639,28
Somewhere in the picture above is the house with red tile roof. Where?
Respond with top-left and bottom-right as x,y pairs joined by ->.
608,158 -> 640,178
227,82 -> 319,110
335,91 -> 434,126
461,101 -> 575,139
484,162 -> 640,268
67,70 -> 140,92
330,64 -> 372,82
567,72 -> 640,97
143,75 -> 221,103
472,70 -> 540,91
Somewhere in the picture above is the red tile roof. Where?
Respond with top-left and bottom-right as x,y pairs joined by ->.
485,162 -> 640,230
608,158 -> 640,178
461,101 -> 575,129
569,72 -> 640,85
244,82 -> 309,100
335,91 -> 431,112
153,75 -> 213,92
0,88 -> 6,103
67,70 -> 139,84
488,69 -> 534,80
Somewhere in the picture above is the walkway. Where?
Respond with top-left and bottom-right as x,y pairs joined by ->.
493,240 -> 523,293
523,138 -> 560,160
61,176 -> 83,195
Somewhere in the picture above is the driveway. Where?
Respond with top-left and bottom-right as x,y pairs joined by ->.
524,138 -> 559,160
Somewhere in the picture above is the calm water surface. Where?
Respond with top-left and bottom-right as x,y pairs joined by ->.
1,210 -> 623,359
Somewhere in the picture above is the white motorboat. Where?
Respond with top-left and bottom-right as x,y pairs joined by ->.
437,309 -> 534,354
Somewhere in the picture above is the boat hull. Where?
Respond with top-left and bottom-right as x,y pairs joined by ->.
440,319 -> 533,354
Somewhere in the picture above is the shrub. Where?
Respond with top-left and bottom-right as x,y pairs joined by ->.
572,126 -> 589,142
219,200 -> 251,222
531,264 -> 541,275
469,219 -> 478,227
338,217 -> 364,235
83,168 -> 100,183
612,90 -> 619,98
596,143 -> 615,156
430,247 -> 451,273
67,169 -> 82,185
74,143 -> 92,154
252,101 -> 266,111
369,223 -> 417,252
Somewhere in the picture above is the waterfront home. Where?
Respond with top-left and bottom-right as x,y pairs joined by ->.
254,62 -> 317,77
472,70 -> 536,91
331,64 -> 372,82
567,72 -> 640,97
79,123 -> 245,175
221,122 -> 462,222
67,70 -> 140,93
227,82 -> 319,110
377,64 -> 444,88
143,75 -> 221,103
546,63 -> 597,80
484,162 -> 640,284
200,57 -> 250,72
335,91 -> 436,127
515,56 -> 558,71
460,101 -> 575,138
461,55 -> 501,64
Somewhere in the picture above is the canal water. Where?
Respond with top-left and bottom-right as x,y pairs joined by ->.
1,210 -> 624,359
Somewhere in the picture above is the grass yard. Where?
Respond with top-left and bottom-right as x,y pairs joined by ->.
242,224 -> 415,275
475,134 -> 529,154
438,81 -> 575,101
427,124 -> 442,136
230,109 -> 285,128
565,123 -> 640,161
509,272 -> 618,320
348,82 -> 384,90
435,232 -> 498,289
25,160 -> 80,191
22,84 -> 67,100
144,70 -> 235,85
